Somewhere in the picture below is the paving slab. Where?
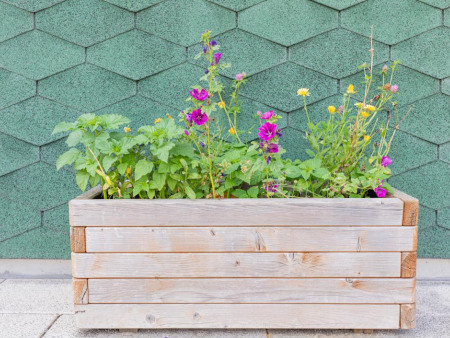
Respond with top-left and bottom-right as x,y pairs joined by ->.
0,279 -> 72,314
0,313 -> 58,338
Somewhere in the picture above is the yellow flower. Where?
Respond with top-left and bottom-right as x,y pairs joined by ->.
347,84 -> 356,94
228,127 -> 236,135
361,111 -> 370,118
166,113 -> 173,120
218,101 -> 226,109
155,118 -> 162,124
364,135 -> 371,142
366,104 -> 375,111
327,105 -> 336,114
297,88 -> 310,97
354,102 -> 363,108
123,127 -> 131,133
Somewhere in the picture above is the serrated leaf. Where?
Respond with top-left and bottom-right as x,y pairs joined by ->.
232,189 -> 248,198
184,185 -> 196,199
167,177 -> 177,191
102,155 -> 116,172
133,178 -> 148,197
171,142 -> 195,158
247,186 -> 259,198
56,148 -> 80,170
151,142 -> 175,163
52,122 -> 74,134
149,172 -> 166,191
135,159 -> 154,180
100,114 -> 130,129
76,170 -> 90,191
66,130 -> 83,147
285,165 -> 302,178
117,163 -> 128,175
225,163 -> 240,174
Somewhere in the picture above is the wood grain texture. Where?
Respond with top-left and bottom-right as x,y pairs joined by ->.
74,185 -> 102,200
74,304 -> 400,329
69,198 -> 404,226
88,278 -> 415,304
85,226 -> 417,253
70,227 -> 86,253
72,252 -> 401,278
401,252 -> 417,278
400,303 -> 416,329
392,189 -> 419,226
73,278 -> 88,305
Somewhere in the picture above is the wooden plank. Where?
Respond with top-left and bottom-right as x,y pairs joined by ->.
69,198 -> 404,226
72,252 -> 401,278
401,252 -> 417,278
392,189 -> 419,226
73,278 -> 88,305
74,304 -> 400,329
70,227 -> 86,253
400,303 -> 416,329
85,226 -> 417,253
74,185 -> 102,200
88,278 -> 415,304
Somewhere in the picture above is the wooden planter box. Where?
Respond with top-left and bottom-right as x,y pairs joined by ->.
70,186 -> 418,330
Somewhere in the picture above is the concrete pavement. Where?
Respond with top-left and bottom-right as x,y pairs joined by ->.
0,280 -> 448,338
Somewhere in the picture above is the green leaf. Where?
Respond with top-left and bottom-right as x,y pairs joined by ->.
149,172 -> 166,191
52,122 -> 74,134
232,189 -> 248,198
151,142 -> 175,163
100,114 -> 130,129
157,162 -> 170,174
102,155 -> 116,172
285,165 -> 302,178
224,163 -> 240,174
184,185 -> 196,199
133,178 -> 148,197
167,177 -> 177,191
117,163 -> 128,175
76,170 -> 90,191
171,142 -> 195,158
313,167 -> 330,180
56,148 -> 80,170
135,159 -> 154,180
66,130 -> 83,147
247,186 -> 259,198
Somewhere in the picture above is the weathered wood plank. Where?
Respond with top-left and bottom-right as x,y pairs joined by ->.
400,303 -> 416,329
392,189 -> 419,226
69,198 -> 404,226
70,227 -> 86,253
74,304 -> 400,329
72,252 -> 401,278
88,278 -> 415,304
73,278 -> 88,304
85,226 -> 417,253
74,185 -> 102,200
401,252 -> 417,278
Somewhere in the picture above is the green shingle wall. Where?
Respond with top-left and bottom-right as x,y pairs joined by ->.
0,0 -> 449,259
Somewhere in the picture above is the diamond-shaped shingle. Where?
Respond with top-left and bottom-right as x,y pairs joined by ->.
392,27 -> 450,79
0,133 -> 39,176
41,138 -> 71,169
0,2 -> 33,42
443,77 -> 450,95
0,69 -> 35,110
340,65 -> 439,106
240,62 -> 337,112
311,0 -> 367,10
0,97 -> 79,146
239,0 -> 338,46
441,142 -> 450,163
438,207 -> 450,229
342,0 -> 441,45
417,226 -> 450,258
290,29 -> 389,79
419,0 -> 450,9
417,204 -> 436,230
188,29 -> 287,78
399,94 -> 450,145
36,0 -> 134,47
0,197 -> 40,242
279,127 -> 311,161
389,161 -> 450,210
137,0 -> 235,47
39,64 -> 135,112
94,95 -> 179,130
0,162 -> 80,210
88,30 -> 186,80
208,0 -> 266,11
103,0 -> 163,11
0,30 -> 84,80
3,0 -> 65,11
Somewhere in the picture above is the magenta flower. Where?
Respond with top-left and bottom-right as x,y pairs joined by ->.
258,110 -> 274,120
214,52 -> 222,64
258,122 -> 277,141
338,105 -> 344,113
191,108 -> 208,126
268,143 -> 279,153
390,84 -> 398,93
235,72 -> 246,81
184,130 -> 189,136
265,181 -> 278,193
185,112 -> 192,123
189,88 -> 208,101
381,156 -> 392,167
374,185 -> 387,198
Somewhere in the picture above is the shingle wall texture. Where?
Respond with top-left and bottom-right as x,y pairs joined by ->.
0,0 -> 449,258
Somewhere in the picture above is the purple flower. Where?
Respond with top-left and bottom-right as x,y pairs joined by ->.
203,47 -> 207,53
199,141 -> 205,148
189,88 -> 209,101
266,156 -> 272,165
374,185 -> 387,198
381,156 -> 392,167
265,181 -> 278,193
235,72 -> 246,81
258,122 -> 277,141
338,105 -> 344,113
210,40 -> 217,46
205,69 -> 209,74
184,130 -> 189,136
268,143 -> 279,153
390,84 -> 398,93
191,108 -> 208,126
258,110 -> 274,120
185,112 -> 192,123
214,52 -> 222,64
276,129 -> 282,138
